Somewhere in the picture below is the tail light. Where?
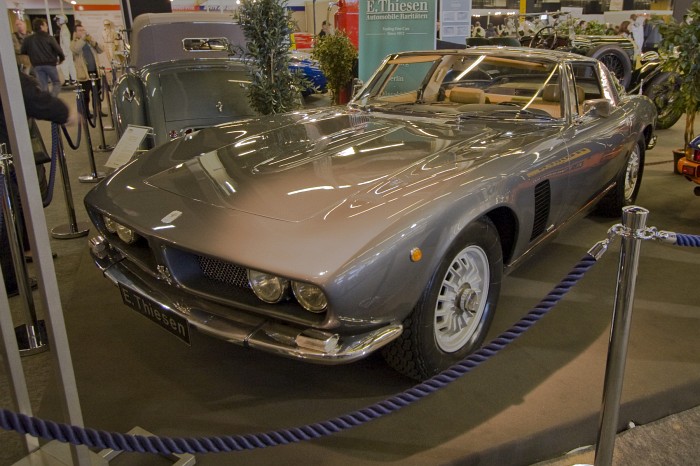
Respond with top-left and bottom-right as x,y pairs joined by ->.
693,148 -> 700,163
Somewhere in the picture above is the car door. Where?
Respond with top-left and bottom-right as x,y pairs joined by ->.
559,61 -> 634,215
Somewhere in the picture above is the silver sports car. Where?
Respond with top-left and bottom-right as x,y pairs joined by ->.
86,47 -> 656,380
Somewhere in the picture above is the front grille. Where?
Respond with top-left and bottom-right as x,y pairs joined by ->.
197,255 -> 251,289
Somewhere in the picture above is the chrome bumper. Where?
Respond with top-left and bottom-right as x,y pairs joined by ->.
89,237 -> 402,364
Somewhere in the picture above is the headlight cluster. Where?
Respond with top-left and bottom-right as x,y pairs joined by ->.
102,215 -> 140,244
247,269 -> 327,313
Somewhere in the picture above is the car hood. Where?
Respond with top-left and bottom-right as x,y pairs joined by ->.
141,110 -> 548,222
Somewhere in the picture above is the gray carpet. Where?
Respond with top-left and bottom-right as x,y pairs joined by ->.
1,92 -> 699,465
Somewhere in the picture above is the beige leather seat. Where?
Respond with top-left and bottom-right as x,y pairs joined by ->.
449,87 -> 486,104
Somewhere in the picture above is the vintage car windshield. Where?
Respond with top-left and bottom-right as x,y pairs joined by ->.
352,53 -> 566,120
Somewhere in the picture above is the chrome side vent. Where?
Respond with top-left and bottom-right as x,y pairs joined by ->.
531,180 -> 551,240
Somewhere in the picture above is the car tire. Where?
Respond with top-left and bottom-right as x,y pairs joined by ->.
588,44 -> 633,90
643,72 -> 683,130
597,139 -> 644,217
383,217 -> 503,380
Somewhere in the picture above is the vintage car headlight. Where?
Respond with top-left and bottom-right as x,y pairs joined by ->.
248,270 -> 289,303
292,281 -> 327,313
103,215 -> 118,233
116,224 -> 138,244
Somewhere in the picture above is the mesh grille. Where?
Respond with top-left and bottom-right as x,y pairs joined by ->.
197,256 -> 251,289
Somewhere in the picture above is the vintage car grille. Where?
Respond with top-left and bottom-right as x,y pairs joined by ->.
197,255 -> 251,289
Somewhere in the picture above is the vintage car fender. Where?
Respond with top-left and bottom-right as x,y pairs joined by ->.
113,73 -> 147,138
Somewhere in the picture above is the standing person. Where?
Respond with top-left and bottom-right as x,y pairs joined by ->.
55,15 -> 78,86
101,19 -> 118,66
71,22 -> 104,118
318,20 -> 330,38
0,72 -> 77,296
628,14 -> 645,55
12,18 -> 31,74
20,18 -> 65,96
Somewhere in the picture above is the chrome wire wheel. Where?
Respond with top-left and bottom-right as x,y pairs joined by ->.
624,145 -> 641,201
434,245 -> 489,353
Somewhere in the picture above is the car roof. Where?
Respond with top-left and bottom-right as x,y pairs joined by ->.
130,12 -> 246,68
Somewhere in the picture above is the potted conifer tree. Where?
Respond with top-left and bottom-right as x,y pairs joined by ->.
238,0 -> 304,115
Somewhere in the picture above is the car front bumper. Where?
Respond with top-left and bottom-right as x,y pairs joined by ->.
89,236 -> 403,364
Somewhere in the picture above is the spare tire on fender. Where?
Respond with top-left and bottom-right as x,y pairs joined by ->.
588,44 -> 633,90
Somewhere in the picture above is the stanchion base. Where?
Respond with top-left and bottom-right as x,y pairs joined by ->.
78,173 -> 106,183
95,145 -> 114,152
15,321 -> 49,356
14,440 -> 108,466
97,426 -> 196,465
51,222 -> 90,239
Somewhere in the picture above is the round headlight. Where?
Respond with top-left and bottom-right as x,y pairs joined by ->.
292,281 -> 327,313
116,224 -> 138,244
103,215 -> 117,233
248,270 -> 289,303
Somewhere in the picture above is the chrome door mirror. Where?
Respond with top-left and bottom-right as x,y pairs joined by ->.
583,99 -> 612,118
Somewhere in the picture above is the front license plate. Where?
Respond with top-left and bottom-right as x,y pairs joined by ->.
119,284 -> 191,345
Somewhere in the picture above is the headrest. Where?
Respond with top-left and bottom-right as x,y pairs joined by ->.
449,87 -> 485,104
543,84 -> 585,103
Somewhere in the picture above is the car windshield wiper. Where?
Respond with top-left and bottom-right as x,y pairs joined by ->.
458,108 -> 556,121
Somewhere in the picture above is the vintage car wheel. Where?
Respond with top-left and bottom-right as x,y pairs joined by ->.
597,139 -> 644,217
587,44 -> 632,89
644,72 -> 683,130
383,218 -> 502,380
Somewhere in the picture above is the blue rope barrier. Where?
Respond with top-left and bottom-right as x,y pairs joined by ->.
0,254 -> 599,455
60,121 -> 82,151
41,124 -> 59,208
675,233 -> 700,247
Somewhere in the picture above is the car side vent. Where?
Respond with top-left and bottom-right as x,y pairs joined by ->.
531,180 -> 551,240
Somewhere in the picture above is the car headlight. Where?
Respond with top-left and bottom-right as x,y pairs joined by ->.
116,224 -> 138,244
103,215 -> 117,233
248,270 -> 289,303
292,281 -> 327,313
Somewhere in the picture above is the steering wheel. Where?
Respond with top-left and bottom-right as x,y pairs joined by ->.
529,26 -> 558,50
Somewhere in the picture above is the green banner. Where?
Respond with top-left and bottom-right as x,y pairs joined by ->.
359,1 -> 437,81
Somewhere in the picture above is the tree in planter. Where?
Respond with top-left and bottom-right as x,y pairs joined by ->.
238,0 -> 304,115
656,1 -> 700,151
311,32 -> 358,105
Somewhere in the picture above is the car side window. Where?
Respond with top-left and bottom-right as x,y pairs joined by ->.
570,63 -> 605,115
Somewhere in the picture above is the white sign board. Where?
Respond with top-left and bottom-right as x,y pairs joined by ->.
105,125 -> 152,169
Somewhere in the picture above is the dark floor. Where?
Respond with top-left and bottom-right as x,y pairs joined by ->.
1,90 -> 699,466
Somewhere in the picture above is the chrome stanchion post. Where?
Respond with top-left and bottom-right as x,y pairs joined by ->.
594,206 -> 648,466
51,125 -> 90,239
101,67 -> 115,131
92,76 -> 113,152
75,87 -> 105,183
0,147 -> 48,355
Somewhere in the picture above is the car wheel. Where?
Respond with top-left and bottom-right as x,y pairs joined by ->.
643,72 -> 683,130
383,217 -> 503,380
597,139 -> 644,217
588,44 -> 632,90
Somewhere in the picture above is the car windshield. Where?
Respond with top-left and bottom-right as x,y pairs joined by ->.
351,52 -> 564,120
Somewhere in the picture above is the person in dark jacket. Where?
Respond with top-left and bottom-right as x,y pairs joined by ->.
1,72 -> 76,297
20,18 -> 65,97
